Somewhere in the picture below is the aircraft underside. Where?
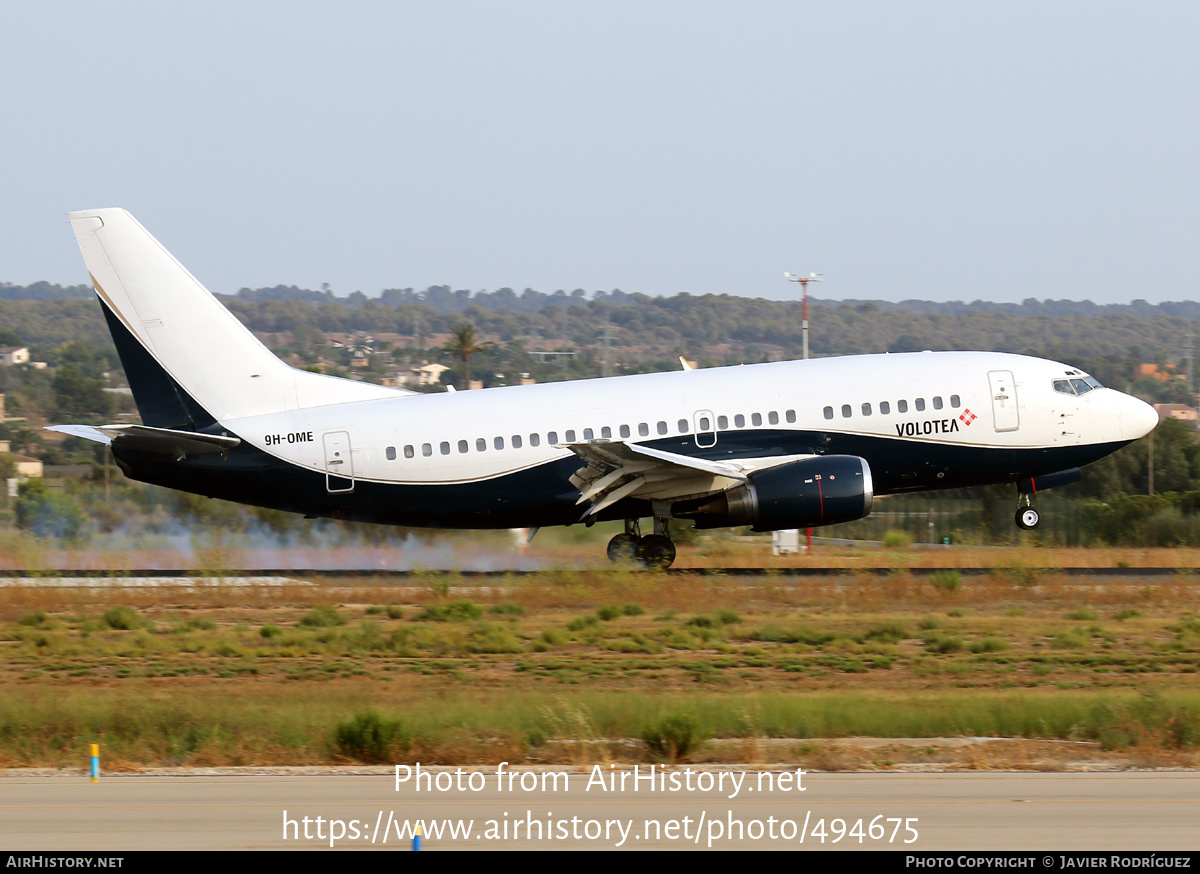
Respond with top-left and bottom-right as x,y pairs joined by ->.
111,427 -> 1127,531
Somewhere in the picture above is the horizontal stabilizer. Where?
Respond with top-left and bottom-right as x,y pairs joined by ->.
46,424 -> 241,459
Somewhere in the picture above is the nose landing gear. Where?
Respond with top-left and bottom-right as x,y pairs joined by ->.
1015,493 -> 1040,530
607,517 -> 677,569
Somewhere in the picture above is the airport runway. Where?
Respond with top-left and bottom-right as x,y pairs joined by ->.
2,770 -> 1197,851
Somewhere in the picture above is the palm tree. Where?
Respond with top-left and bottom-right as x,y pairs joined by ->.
442,323 -> 493,388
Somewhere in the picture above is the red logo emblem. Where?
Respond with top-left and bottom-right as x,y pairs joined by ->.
959,409 -> 977,426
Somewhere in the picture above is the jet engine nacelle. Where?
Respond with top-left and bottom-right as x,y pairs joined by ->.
683,455 -> 874,532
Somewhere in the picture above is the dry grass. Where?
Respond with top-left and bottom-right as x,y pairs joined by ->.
2,554 -> 1200,768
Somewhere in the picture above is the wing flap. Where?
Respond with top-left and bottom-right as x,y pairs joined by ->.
563,440 -> 748,516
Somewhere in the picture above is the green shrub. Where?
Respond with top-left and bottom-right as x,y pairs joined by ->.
597,605 -> 622,621
713,609 -> 741,625
259,624 -> 283,639
1051,629 -> 1090,649
567,615 -> 598,632
418,601 -> 483,622
1114,609 -> 1142,622
18,610 -> 46,627
465,623 -> 524,654
923,632 -> 964,653
864,622 -> 908,644
623,604 -> 645,616
641,713 -> 706,762
299,605 -> 347,628
334,710 -> 410,763
1089,693 -> 1200,750
386,605 -> 405,620
748,625 -> 835,645
101,606 -> 142,631
882,529 -> 912,548
929,570 -> 962,592
971,637 -> 1011,654
1067,606 -> 1098,621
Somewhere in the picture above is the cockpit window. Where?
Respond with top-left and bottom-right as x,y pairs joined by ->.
1054,375 -> 1104,396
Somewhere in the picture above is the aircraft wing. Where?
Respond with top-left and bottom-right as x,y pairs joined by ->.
46,424 -> 241,460
564,440 -> 750,517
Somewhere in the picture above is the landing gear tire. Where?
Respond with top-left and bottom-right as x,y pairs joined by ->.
634,534 -> 676,570
1016,507 -> 1040,530
606,532 -> 639,563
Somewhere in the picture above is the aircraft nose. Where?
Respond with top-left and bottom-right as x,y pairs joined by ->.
1118,394 -> 1158,440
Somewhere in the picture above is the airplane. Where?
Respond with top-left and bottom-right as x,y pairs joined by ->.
49,208 -> 1159,568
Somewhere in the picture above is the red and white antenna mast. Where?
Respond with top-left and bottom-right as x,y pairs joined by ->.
784,272 -> 822,360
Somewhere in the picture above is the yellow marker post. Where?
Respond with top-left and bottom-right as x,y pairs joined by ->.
413,822 -> 422,851
90,744 -> 99,782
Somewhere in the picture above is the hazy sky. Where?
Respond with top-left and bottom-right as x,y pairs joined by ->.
2,2 -> 1198,303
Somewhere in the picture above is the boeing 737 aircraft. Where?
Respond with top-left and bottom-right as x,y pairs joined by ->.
50,209 -> 1158,568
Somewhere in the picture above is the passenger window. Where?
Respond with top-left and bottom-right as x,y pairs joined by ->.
386,446 -> 396,460
718,415 -> 729,429
751,412 -> 762,426
440,442 -> 450,455
620,425 -> 631,438
494,436 -> 504,450
565,430 -> 576,442
601,426 -> 612,439
933,397 -> 943,410
699,416 -> 711,430
950,395 -> 960,408
548,431 -> 558,445
841,404 -> 852,418
677,419 -> 689,433
880,402 -> 890,415
638,423 -> 649,437
459,440 -> 469,453
768,411 -> 779,425
915,398 -> 926,412
861,403 -> 872,416
476,438 -> 486,451
422,443 -> 432,457
735,414 -> 746,428
786,410 -> 796,423
657,421 -> 668,435
583,428 -> 593,441
530,433 -> 541,447
823,406 -> 834,420
898,400 -> 908,413
512,435 -> 522,448
404,445 -> 414,458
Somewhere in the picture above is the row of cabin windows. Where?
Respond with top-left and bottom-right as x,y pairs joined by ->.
382,409 -> 801,460
822,395 -> 961,420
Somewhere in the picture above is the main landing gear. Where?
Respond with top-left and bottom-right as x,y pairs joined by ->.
1015,493 -> 1040,530
607,517 -> 677,569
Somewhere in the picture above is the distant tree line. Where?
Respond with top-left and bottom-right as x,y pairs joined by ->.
0,282 -> 1196,402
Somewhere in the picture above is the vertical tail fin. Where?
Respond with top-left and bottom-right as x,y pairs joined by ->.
70,209 -> 403,424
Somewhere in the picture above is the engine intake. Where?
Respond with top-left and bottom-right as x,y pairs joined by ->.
680,455 -> 874,531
